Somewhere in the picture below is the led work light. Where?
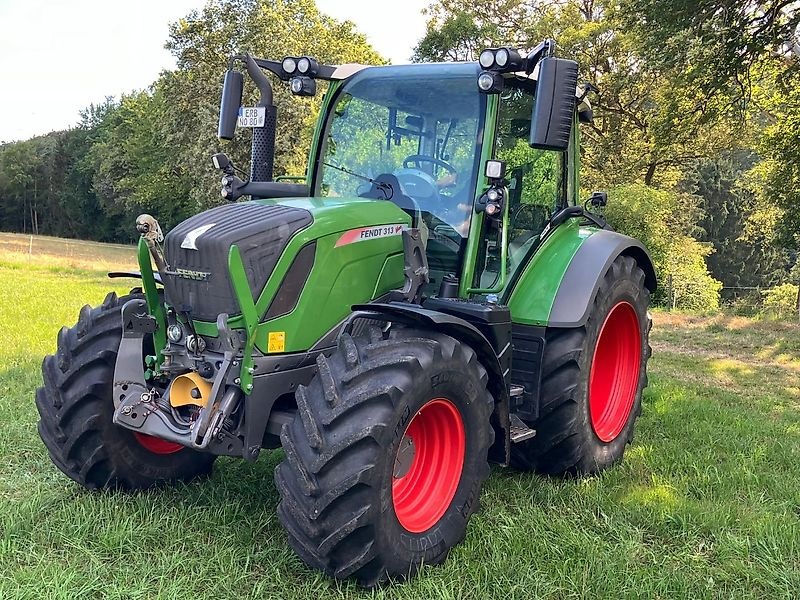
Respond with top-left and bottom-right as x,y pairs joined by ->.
476,47 -> 527,93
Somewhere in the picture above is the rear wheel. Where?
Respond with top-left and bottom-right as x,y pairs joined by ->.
275,327 -> 494,586
511,255 -> 651,475
35,291 -> 216,490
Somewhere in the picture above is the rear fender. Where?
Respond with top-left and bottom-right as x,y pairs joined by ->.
507,224 -> 656,327
548,230 -> 656,327
348,302 -> 511,465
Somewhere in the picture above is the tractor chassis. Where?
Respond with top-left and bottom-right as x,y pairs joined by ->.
111,292 -> 546,466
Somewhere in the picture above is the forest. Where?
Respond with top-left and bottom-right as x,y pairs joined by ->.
0,0 -> 798,314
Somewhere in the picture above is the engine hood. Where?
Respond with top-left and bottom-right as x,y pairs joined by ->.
162,196 -> 410,324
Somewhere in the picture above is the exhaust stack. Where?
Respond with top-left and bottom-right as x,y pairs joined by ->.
216,54 -> 278,183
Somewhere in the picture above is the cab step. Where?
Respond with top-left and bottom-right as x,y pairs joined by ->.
509,412 -> 536,443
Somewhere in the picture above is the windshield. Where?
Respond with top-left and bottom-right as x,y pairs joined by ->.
315,65 -> 485,254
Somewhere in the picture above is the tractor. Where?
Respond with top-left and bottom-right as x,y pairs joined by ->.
36,40 -> 655,586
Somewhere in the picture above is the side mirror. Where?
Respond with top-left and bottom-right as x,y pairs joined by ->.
218,69 -> 244,140
588,190 -> 608,208
529,57 -> 579,151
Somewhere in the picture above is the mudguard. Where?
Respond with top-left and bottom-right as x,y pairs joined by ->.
348,302 -> 511,465
507,223 -> 656,327
548,229 -> 656,327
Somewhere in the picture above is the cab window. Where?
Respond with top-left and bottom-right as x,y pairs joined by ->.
475,83 -> 566,290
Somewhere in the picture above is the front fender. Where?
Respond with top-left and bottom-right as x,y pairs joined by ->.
348,302 -> 511,465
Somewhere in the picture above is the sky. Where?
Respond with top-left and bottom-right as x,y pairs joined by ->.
0,0 -> 429,143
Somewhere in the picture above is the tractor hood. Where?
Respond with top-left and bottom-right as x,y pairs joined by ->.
162,197 -> 410,326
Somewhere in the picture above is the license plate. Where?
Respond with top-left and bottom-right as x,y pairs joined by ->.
237,106 -> 266,128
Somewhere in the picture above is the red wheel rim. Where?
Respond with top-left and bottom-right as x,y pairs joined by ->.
133,432 -> 184,455
589,301 -> 642,443
392,398 -> 465,533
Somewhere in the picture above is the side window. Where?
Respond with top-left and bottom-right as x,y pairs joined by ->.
496,86 -> 564,260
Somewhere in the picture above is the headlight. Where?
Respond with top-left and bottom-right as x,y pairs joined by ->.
167,324 -> 183,343
477,71 -> 503,93
282,56 -> 297,75
289,76 -> 317,97
495,48 -> 509,68
479,49 -> 495,69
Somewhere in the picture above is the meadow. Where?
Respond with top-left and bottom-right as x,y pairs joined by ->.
0,234 -> 798,599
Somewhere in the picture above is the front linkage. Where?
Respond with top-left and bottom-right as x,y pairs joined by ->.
112,214 -> 441,463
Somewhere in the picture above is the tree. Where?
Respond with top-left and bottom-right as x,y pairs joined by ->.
618,0 -> 800,107
0,0 -> 384,242
414,0 -> 739,189
604,183 -> 722,309
162,0 -> 384,210
682,155 -> 788,288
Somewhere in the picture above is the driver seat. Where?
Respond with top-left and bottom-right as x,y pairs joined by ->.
359,174 -> 429,245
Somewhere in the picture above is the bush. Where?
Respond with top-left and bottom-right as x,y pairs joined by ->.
664,237 -> 722,311
761,284 -> 799,318
606,184 -> 722,311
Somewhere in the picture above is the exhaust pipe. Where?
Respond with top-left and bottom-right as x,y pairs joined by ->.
243,54 -> 277,183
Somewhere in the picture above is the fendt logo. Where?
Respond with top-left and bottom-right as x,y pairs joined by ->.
181,223 -> 216,250
174,268 -> 211,282
335,224 -> 405,247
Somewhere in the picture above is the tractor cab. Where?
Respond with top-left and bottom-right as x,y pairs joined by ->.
214,42 -> 588,303
314,62 -> 485,295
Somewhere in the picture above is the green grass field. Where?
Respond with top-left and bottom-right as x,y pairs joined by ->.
1,236 -> 798,599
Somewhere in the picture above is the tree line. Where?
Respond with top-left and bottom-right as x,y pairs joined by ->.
0,0 -> 381,242
0,0 -> 798,314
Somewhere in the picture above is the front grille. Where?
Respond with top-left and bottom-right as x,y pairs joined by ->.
163,202 -> 312,321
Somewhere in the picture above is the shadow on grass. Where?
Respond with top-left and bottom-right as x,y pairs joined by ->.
652,311 -> 800,367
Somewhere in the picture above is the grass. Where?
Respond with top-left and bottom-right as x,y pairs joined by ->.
1,236 -> 799,599
0,232 -> 137,273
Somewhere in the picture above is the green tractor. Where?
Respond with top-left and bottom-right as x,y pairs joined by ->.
36,40 -> 655,586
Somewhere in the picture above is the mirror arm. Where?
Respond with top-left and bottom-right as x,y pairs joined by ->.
242,54 -> 273,107
524,38 -> 556,74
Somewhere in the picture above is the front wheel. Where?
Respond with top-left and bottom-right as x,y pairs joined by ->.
275,327 -> 494,586
511,254 -> 652,475
35,292 -> 216,490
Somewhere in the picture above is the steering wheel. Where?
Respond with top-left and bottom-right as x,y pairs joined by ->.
394,168 -> 440,206
402,155 -> 457,179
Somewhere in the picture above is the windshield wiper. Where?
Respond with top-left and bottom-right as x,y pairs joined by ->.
323,162 -> 394,199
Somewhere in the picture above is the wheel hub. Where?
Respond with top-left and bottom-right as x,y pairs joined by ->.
589,301 -> 642,443
391,398 -> 465,533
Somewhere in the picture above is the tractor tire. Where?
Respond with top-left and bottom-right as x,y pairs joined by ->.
36,291 -> 216,490
275,326 -> 494,586
511,254 -> 651,475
